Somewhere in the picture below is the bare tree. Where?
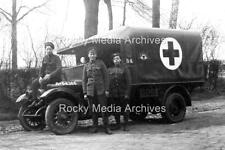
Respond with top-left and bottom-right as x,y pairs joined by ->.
0,59 -> 3,69
152,0 -> 160,28
169,0 -> 179,29
200,26 -> 221,90
22,57 -> 32,69
83,0 -> 151,37
122,0 -> 127,25
178,18 -> 196,30
21,42 -> 33,69
178,20 -> 220,62
84,0 -> 100,39
112,0 -> 152,26
128,0 -> 152,22
104,0 -> 113,30
0,41 -> 6,69
0,39 -> 11,70
201,25 -> 220,61
26,26 -> 38,68
0,0 -> 50,70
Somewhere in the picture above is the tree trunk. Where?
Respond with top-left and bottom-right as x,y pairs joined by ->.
11,0 -> 17,70
84,0 -> 100,39
152,0 -> 160,28
169,0 -> 179,29
1,0 -> 48,69
104,0 -> 113,30
122,0 -> 127,26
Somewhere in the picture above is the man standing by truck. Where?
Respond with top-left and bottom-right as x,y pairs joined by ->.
108,53 -> 131,131
82,47 -> 112,135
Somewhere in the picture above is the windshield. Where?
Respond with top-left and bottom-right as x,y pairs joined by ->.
60,55 -> 77,67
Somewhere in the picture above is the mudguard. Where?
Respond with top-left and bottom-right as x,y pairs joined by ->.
40,87 -> 81,104
16,94 -> 29,103
163,85 -> 191,106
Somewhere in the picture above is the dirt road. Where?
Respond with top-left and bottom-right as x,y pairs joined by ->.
1,96 -> 225,150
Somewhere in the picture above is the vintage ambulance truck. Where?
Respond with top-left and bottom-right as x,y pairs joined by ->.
16,26 -> 204,135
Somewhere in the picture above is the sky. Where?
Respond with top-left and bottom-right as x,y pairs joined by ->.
0,0 -> 225,67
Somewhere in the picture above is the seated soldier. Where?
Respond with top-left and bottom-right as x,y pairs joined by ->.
108,53 -> 131,131
31,42 -> 62,98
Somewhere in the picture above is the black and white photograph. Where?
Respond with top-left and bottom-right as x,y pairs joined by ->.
0,0 -> 225,149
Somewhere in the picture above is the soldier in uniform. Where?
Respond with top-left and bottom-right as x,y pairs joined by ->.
108,53 -> 131,131
82,47 -> 112,134
31,42 -> 62,98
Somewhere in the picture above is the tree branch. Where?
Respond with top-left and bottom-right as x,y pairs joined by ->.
16,5 -> 28,17
127,0 -> 152,21
26,25 -> 38,67
0,12 -> 12,22
0,8 -> 12,17
128,0 -> 152,21
17,1 -> 50,23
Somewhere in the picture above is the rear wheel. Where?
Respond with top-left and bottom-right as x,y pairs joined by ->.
18,104 -> 45,131
45,98 -> 78,135
162,93 -> 186,123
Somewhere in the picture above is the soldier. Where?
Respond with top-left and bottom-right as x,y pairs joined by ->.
82,47 -> 112,135
108,53 -> 131,131
31,42 -> 62,98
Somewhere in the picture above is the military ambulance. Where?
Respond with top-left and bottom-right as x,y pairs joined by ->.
16,26 -> 204,135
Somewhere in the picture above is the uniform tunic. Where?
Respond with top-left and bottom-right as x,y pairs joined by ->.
108,64 -> 131,98
40,54 -> 62,81
82,59 -> 109,96
31,54 -> 61,97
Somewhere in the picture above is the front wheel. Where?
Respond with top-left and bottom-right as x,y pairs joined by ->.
162,93 -> 186,123
45,98 -> 78,135
18,104 -> 45,131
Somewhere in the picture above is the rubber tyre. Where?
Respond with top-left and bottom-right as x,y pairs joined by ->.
45,98 -> 78,135
18,105 -> 45,131
162,93 -> 186,123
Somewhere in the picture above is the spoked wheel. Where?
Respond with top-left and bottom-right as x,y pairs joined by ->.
45,98 -> 78,135
162,93 -> 186,123
18,105 -> 45,131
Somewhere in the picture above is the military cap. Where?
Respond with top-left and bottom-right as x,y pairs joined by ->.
112,52 -> 121,59
44,42 -> 55,49
88,47 -> 97,55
